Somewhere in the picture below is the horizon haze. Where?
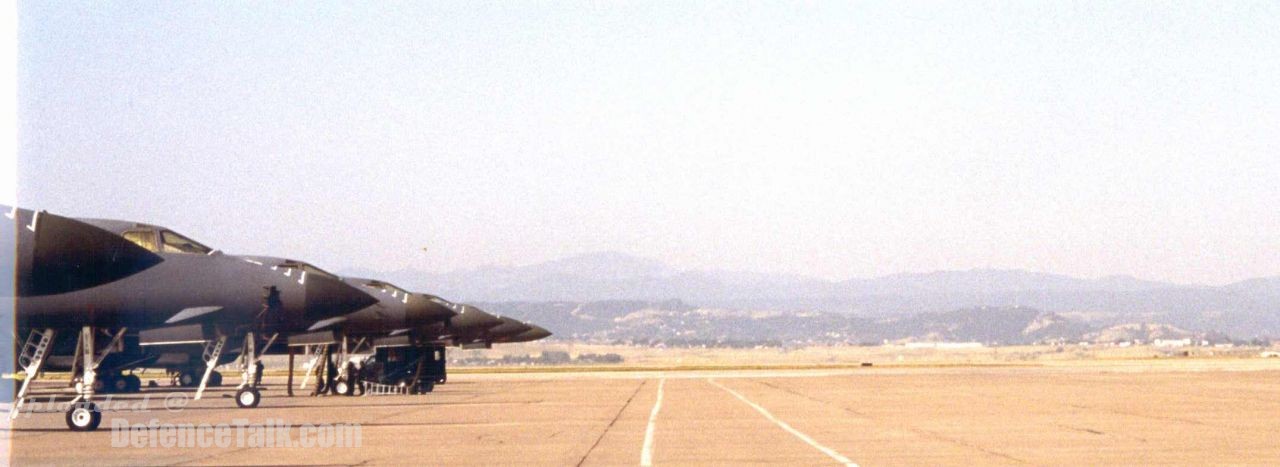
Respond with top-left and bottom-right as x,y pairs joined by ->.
349,249 -> 1221,288
16,2 -> 1280,286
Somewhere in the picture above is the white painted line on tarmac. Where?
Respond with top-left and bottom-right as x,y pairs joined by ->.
640,378 -> 666,466
707,378 -> 858,467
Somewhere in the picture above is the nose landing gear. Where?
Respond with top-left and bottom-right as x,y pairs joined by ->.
66,401 -> 102,432
235,386 -> 261,408
232,332 -> 276,409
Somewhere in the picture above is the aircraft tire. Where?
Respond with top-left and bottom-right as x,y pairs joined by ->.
235,387 -> 261,408
177,371 -> 197,387
209,371 -> 223,387
123,374 -> 142,393
66,401 -> 101,432
338,362 -> 358,396
110,375 -> 130,393
88,376 -> 109,394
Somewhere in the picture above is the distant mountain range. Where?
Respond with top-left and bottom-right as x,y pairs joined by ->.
466,301 -> 1217,346
342,251 -> 1280,339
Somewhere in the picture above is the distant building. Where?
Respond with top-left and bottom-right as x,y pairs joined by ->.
539,351 -> 572,364
1153,338 -> 1193,348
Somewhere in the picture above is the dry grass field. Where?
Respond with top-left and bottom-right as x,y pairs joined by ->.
450,342 -> 1277,370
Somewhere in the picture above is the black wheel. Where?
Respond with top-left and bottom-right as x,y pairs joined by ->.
65,401 -> 101,431
436,375 -> 447,384
110,375 -> 130,393
178,371 -> 197,387
123,374 -> 142,393
209,371 -> 223,387
235,387 -> 261,408
91,376 -> 108,394
418,381 -> 435,394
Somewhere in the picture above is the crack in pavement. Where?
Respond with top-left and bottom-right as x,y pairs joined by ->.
575,379 -> 647,467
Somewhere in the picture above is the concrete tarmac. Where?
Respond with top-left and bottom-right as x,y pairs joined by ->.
3,364 -> 1278,465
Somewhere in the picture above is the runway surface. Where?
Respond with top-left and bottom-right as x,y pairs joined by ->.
3,364 -> 1279,465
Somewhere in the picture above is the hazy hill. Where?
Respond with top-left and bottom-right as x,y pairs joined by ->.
477,301 -> 1101,346
345,252 -> 1185,303
844,269 -> 1180,296
343,251 -> 834,302
342,251 -> 1280,338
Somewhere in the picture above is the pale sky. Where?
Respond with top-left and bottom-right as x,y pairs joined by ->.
15,1 -> 1280,285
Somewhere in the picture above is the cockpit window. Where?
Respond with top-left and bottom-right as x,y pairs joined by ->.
427,296 -> 457,309
271,260 -> 339,280
300,264 -> 338,280
363,281 -> 409,296
122,230 -> 158,252
160,230 -> 213,254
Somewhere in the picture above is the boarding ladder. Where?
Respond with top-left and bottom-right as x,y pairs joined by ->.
11,329 -> 56,418
17,329 -> 54,372
362,381 -> 408,396
194,336 -> 226,400
298,345 -> 325,391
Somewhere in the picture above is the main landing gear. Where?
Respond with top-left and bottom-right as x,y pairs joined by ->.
105,373 -> 143,393
174,369 -> 222,388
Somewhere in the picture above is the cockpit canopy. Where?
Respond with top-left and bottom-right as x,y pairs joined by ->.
426,295 -> 460,311
243,257 -> 341,281
122,228 -> 213,255
359,279 -> 410,297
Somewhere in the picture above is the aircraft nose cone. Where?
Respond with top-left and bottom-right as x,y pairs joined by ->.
488,317 -> 532,339
10,206 -> 164,296
304,274 -> 378,322
525,326 -> 552,341
503,325 -> 553,343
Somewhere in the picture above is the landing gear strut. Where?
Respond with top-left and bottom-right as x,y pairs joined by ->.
233,331 -> 277,408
